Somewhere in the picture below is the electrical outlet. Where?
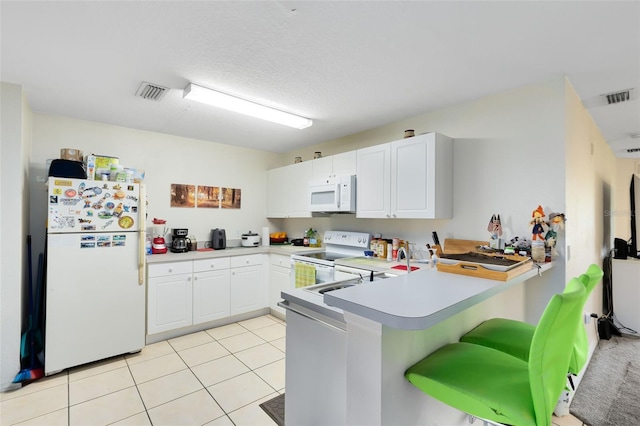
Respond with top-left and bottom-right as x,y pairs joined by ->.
583,312 -> 590,324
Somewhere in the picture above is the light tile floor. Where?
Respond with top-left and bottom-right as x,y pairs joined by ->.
1,314 -> 285,426
1,312 -> 585,426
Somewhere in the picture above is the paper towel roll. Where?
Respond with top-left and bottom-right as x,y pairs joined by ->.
262,227 -> 270,246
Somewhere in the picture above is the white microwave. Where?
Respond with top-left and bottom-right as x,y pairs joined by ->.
308,175 -> 356,213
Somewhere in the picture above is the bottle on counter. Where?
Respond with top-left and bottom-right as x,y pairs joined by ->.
392,238 -> 399,261
377,239 -> 387,259
531,241 -> 545,262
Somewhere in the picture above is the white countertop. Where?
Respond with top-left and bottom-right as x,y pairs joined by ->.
324,262 -> 552,330
146,244 -> 315,264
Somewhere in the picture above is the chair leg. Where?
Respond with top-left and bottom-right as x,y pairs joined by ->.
567,373 -> 576,391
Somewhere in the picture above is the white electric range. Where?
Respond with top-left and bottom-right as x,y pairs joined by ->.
290,230 -> 371,287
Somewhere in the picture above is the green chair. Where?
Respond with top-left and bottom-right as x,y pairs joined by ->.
459,264 -> 602,378
405,278 -> 585,426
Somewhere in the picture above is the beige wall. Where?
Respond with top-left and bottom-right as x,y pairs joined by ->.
284,77 -> 569,323
564,79 -> 617,350
284,76 -> 619,371
28,113 -> 281,257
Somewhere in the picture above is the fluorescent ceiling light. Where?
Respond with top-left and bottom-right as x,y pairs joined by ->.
183,83 -> 312,129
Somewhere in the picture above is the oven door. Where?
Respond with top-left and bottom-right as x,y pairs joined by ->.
291,258 -> 334,288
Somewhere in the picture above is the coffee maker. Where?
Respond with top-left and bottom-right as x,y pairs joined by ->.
170,228 -> 190,253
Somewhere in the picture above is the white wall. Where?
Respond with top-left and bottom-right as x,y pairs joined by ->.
1,82 -> 32,391
28,113 -> 282,257
285,77 -> 569,323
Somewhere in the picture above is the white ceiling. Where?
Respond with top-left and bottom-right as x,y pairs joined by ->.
2,1 -> 639,157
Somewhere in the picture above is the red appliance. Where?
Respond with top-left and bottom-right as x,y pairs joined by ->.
152,236 -> 167,254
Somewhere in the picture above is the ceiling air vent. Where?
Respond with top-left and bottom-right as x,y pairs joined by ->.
602,89 -> 632,105
135,82 -> 169,101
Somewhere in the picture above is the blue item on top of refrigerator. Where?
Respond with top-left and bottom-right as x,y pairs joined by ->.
44,176 -> 146,375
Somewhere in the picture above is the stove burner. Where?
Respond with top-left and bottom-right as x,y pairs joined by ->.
298,252 -> 352,262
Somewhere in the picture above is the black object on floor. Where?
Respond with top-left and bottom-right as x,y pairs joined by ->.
259,393 -> 284,426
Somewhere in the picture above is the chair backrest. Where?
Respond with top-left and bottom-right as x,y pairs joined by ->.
569,264 -> 604,373
528,278 -> 586,426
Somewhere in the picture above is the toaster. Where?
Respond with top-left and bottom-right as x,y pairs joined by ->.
211,228 -> 226,250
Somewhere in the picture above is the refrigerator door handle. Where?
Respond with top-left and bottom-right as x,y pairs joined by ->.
138,183 -> 146,285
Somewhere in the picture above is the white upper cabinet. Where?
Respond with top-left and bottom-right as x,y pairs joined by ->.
356,132 -> 453,219
311,151 -> 357,180
355,143 -> 392,218
267,161 -> 313,218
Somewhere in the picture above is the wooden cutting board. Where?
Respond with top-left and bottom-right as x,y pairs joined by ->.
437,238 -> 533,281
442,238 -> 489,254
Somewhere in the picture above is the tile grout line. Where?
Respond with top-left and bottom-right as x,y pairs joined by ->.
7,316 -> 284,426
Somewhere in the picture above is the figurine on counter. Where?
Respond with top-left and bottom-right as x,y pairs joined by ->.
507,236 -> 531,253
487,214 -> 503,239
530,205 -> 547,241
545,212 -> 566,257
487,213 -> 503,249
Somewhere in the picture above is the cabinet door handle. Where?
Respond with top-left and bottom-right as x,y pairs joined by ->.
168,268 -> 173,273
187,276 -> 191,281
211,264 -> 215,269
194,276 -> 198,280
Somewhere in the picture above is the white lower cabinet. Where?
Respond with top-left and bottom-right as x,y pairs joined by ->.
193,258 -> 231,325
148,255 -> 266,335
230,254 -> 268,316
147,262 -> 193,335
269,254 -> 291,316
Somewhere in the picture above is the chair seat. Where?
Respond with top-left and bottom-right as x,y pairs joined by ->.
405,342 -> 537,426
459,265 -> 603,375
460,318 -> 534,361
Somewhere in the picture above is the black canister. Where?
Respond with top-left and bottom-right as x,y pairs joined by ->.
211,228 -> 226,250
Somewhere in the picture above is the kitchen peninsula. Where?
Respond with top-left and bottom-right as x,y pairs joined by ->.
282,263 -> 552,426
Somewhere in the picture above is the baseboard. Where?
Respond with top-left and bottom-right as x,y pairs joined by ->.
553,333 -> 599,416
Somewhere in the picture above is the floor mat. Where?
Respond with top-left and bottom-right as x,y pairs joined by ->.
259,393 -> 285,426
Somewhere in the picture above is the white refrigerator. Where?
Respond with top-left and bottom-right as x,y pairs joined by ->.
45,177 -> 146,375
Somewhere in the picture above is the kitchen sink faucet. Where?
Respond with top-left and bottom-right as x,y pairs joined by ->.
397,242 -> 411,272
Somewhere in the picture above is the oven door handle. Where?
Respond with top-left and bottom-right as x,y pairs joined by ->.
278,301 -> 346,333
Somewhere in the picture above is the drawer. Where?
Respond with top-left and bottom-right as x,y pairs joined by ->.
148,261 -> 192,278
230,254 -> 263,268
193,257 -> 231,272
270,254 -> 291,268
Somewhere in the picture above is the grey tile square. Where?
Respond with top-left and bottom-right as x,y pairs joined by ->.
147,389 -> 225,426
234,343 -> 285,370
191,354 -> 250,387
128,352 -> 187,384
218,331 -> 266,353
137,369 -> 203,409
178,341 -> 230,367
207,371 -> 274,413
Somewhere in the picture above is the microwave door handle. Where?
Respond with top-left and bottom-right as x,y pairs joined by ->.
335,183 -> 340,208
